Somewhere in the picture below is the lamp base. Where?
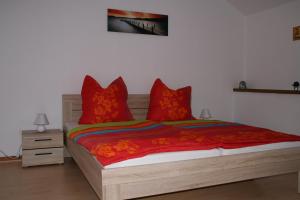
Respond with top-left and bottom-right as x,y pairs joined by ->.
36,125 -> 46,133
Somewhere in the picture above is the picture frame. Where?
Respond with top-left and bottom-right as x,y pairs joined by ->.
107,9 -> 168,36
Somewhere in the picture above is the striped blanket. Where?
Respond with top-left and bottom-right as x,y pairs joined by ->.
67,120 -> 300,166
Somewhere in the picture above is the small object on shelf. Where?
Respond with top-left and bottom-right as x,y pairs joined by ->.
33,113 -> 49,132
293,26 -> 300,41
239,81 -> 247,89
22,129 -> 64,167
199,109 -> 212,120
292,81 -> 299,91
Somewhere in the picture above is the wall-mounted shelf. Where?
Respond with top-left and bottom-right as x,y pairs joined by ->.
233,88 -> 300,95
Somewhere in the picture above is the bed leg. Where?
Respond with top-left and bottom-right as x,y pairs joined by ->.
103,185 -> 122,200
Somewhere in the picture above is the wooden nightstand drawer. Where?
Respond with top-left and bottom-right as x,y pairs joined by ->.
22,129 -> 63,149
22,129 -> 64,167
22,148 -> 63,167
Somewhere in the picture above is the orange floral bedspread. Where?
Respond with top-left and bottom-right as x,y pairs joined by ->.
67,120 -> 300,166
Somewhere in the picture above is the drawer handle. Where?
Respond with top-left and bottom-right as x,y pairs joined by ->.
35,152 -> 53,156
34,138 -> 52,142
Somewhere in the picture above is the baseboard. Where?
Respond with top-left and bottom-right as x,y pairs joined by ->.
0,156 -> 21,162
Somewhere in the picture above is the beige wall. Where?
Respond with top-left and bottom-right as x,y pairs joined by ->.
234,0 -> 300,135
0,0 -> 243,155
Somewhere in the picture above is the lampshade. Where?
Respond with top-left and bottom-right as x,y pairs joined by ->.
34,113 -> 49,125
199,109 -> 212,120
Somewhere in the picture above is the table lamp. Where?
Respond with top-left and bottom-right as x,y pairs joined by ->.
199,109 -> 212,120
34,113 -> 49,132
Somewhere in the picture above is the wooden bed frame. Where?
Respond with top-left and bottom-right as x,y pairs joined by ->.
63,94 -> 300,200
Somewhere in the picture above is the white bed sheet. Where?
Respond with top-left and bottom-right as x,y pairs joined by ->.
220,141 -> 300,155
105,141 -> 300,169
105,149 -> 221,169
65,122 -> 300,169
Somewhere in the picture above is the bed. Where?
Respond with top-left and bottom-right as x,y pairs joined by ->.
63,94 -> 300,200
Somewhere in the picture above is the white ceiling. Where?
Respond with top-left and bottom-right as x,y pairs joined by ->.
227,0 -> 297,15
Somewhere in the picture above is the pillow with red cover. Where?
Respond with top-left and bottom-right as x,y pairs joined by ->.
147,79 -> 193,121
79,75 -> 133,124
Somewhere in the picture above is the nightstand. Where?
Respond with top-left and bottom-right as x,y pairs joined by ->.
22,129 -> 64,167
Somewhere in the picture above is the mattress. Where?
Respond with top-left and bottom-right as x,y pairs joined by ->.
64,122 -> 300,169
105,141 -> 300,169
64,122 -> 222,169
220,141 -> 300,155
105,149 -> 221,169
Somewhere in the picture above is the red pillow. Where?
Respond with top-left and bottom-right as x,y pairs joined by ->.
147,79 -> 193,121
79,75 -> 133,124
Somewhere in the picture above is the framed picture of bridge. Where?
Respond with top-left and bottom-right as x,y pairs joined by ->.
107,9 -> 168,36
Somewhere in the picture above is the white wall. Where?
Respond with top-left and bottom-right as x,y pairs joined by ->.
0,0 -> 243,156
234,0 -> 300,135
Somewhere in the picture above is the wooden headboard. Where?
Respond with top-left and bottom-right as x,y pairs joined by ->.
62,94 -> 150,125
